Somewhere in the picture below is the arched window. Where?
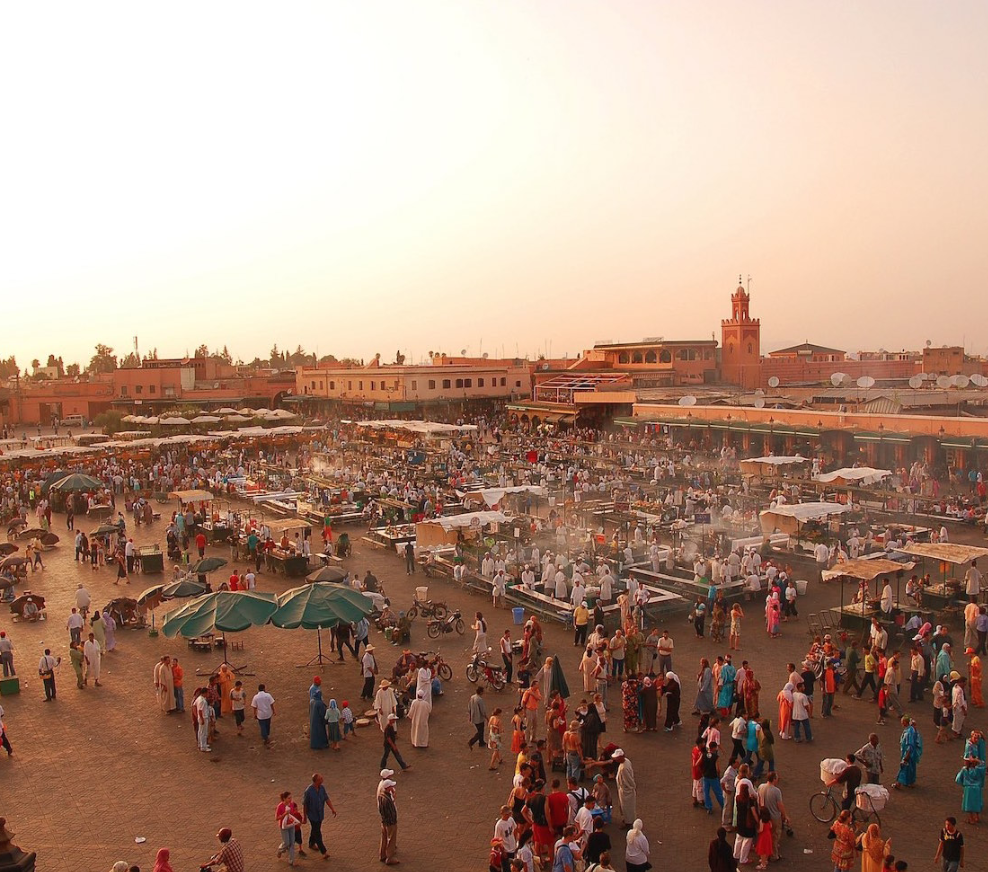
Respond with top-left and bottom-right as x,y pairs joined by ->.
618,352 -> 630,364
727,344 -> 734,355
644,350 -> 657,363
747,344 -> 753,354
659,350 -> 672,363
677,349 -> 688,361
632,352 -> 643,364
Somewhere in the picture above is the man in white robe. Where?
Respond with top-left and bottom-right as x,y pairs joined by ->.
83,633 -> 102,687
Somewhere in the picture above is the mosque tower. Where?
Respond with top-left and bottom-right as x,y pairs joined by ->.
720,275 -> 761,388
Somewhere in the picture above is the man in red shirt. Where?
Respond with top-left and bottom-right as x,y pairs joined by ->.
229,570 -> 240,591
195,531 -> 207,558
547,778 -> 570,837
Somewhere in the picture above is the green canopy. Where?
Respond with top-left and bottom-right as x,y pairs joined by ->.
188,556 -> 228,574
271,583 -> 372,630
306,566 -> 347,584
161,578 -> 208,599
161,590 -> 277,638
51,473 -> 104,492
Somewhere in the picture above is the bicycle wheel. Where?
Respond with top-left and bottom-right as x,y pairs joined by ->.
433,603 -> 448,621
454,618 -> 465,635
809,791 -> 838,823
427,622 -> 441,639
406,606 -> 418,620
466,664 -> 479,683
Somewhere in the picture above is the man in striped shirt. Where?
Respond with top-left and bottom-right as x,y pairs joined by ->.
377,770 -> 399,865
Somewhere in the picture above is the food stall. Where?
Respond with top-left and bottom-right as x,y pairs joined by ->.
262,518 -> 313,577
138,544 -> 164,573
898,542 -> 988,617
823,557 -> 919,631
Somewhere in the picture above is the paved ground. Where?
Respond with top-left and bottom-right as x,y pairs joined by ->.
2,508 -> 986,871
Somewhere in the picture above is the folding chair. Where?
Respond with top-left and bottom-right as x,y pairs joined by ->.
806,613 -> 822,637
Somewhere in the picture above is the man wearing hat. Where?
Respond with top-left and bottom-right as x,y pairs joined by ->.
360,645 -> 378,701
376,770 -> 400,865
612,749 -> 637,829
381,712 -> 410,773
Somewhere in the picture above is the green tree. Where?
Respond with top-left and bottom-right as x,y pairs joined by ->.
88,344 -> 118,374
219,345 -> 233,364
66,362 -> 81,377
119,351 -> 140,368
195,344 -> 209,359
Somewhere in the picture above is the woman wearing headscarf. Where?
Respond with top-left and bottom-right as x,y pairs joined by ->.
624,819 -> 650,872
580,696 -> 604,759
308,688 -> 328,750
894,716 -> 922,788
717,657 -> 736,714
641,675 -> 659,731
91,610 -> 106,651
777,681 -> 794,740
152,847 -> 174,872
102,610 -> 117,652
217,663 -> 234,717
956,754 -> 986,823
695,658 -> 714,715
859,823 -> 890,872
663,670 -> 682,731
407,689 -> 430,748
708,826 -> 737,872
622,674 -> 642,733
325,698 -> 343,750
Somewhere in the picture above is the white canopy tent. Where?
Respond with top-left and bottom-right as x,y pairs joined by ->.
759,501 -> 850,534
813,467 -> 892,486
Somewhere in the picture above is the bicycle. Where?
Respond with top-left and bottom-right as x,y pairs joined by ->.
809,783 -> 882,827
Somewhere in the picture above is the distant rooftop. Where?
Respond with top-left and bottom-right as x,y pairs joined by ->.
770,342 -> 845,356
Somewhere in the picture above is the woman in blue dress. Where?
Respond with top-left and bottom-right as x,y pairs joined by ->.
325,698 -> 343,750
894,716 -> 922,788
956,756 -> 985,824
309,688 -> 329,750
717,658 -> 737,714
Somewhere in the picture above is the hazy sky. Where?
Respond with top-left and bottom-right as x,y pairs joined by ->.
3,2 -> 987,370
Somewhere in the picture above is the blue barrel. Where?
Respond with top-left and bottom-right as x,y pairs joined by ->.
512,607 -> 525,625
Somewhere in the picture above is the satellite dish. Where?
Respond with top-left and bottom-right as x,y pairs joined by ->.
856,375 -> 875,388
908,375 -> 923,389
754,397 -> 766,409
955,375 -> 971,388
754,388 -> 765,397
937,375 -> 951,388
831,372 -> 847,387
925,339 -> 932,347
767,376 -> 780,388
678,395 -> 697,407
971,374 -> 988,387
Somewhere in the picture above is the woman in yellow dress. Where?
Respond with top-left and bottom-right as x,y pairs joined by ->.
217,663 -> 235,717
968,647 -> 984,708
859,823 -> 890,872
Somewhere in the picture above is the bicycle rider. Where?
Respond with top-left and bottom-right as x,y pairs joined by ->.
835,753 -> 863,811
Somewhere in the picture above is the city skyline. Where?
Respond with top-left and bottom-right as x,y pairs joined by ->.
3,2 -> 987,368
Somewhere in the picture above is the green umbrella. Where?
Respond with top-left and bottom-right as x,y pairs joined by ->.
161,590 -> 277,638
305,566 -> 347,584
549,654 -> 570,699
272,583 -> 371,629
162,578 -> 208,599
271,583 -> 372,666
188,556 -> 228,574
50,473 -> 104,492
92,523 -> 120,536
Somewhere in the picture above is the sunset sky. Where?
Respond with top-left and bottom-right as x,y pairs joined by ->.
3,2 -> 987,370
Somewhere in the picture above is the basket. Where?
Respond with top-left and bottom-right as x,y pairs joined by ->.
855,785 -> 889,811
820,759 -> 847,784
795,580 -> 809,596
415,586 -> 428,601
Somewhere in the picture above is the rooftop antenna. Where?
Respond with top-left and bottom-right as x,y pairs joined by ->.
134,335 -> 139,362
746,274 -> 752,293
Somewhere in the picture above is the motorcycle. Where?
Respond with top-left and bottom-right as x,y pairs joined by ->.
407,596 -> 448,621
421,650 -> 454,682
466,649 -> 506,691
427,608 -> 464,639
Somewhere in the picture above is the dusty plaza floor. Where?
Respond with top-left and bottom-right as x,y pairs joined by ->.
2,507 -> 987,871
